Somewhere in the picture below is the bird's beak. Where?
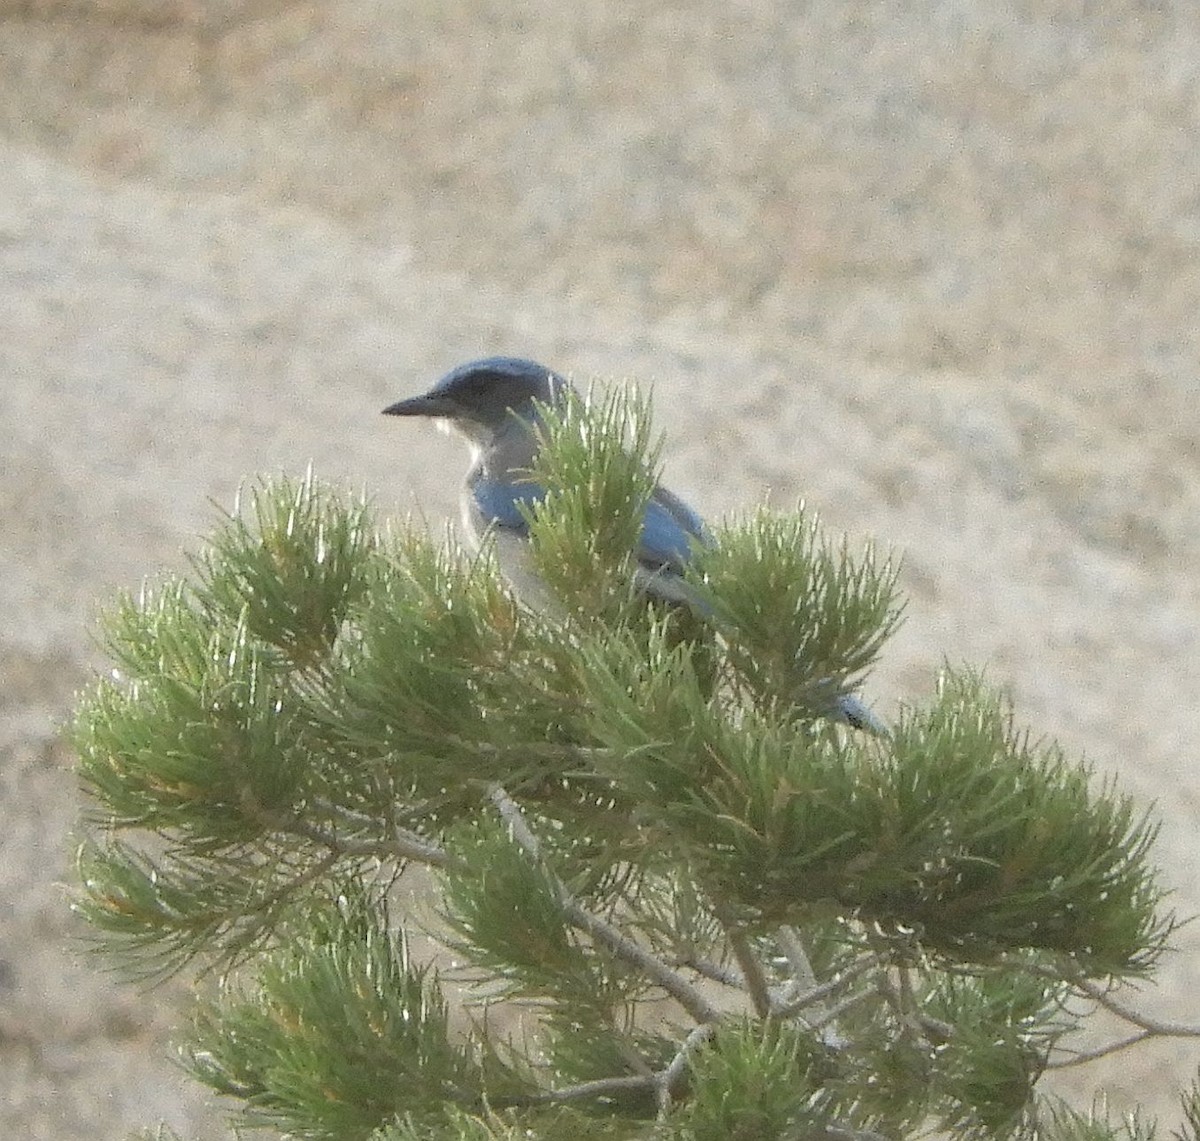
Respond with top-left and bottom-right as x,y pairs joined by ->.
381,393 -> 459,418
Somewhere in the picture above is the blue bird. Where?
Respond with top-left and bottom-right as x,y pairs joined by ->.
383,357 -> 885,734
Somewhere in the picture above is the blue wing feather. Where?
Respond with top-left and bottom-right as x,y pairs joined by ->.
637,485 -> 712,572
470,475 -> 542,533
471,472 -> 709,570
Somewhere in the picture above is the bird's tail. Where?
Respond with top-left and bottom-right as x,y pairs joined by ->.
832,692 -> 889,736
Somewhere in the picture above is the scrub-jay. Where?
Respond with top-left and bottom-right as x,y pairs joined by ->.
383,357 -> 885,733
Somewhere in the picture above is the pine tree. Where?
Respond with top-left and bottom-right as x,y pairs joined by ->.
72,388 -> 1197,1140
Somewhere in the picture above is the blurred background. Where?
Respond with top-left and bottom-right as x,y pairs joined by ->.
2,1 -> 1199,1135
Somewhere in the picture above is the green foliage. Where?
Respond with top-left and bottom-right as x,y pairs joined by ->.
1177,1079 -> 1200,1141
69,391 -> 1186,1141
74,838 -> 333,981
79,586 -> 307,840
695,507 -> 902,718
880,677 -> 1166,970
374,1105 -> 649,1141
568,645 -> 1164,969
441,813 -> 594,999
524,384 -> 663,619
73,474 -> 383,976
668,1021 -> 833,1140
1035,1098 -> 1160,1141
318,532 -> 563,798
915,970 -> 1064,1137
187,888 -> 516,1141
192,471 -> 376,669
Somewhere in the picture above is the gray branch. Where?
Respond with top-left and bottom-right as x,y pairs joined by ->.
489,784 -> 722,1025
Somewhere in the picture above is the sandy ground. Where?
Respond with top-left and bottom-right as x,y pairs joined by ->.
2,1 -> 1199,1136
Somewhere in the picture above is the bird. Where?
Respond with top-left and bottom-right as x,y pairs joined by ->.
383,356 -> 886,734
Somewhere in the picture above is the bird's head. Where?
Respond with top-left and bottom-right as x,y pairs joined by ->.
383,357 -> 569,447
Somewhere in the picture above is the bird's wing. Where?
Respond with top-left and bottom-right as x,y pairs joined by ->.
637,484 -> 712,573
831,692 -> 889,736
632,484 -> 714,611
468,475 -> 542,534
470,472 -> 709,569
468,470 -> 712,608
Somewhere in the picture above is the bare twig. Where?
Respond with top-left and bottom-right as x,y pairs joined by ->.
1044,974 -> 1200,1068
679,954 -> 744,989
490,784 -> 543,854
823,1126 -> 891,1141
1047,1032 -> 1153,1069
812,988 -> 876,1032
656,1022 -> 718,1117
773,954 -> 883,1019
1008,958 -> 1200,1067
520,1020 -> 893,1137
1071,976 -> 1200,1038
778,926 -> 819,997
489,785 -> 721,1025
528,1073 -> 655,1103
896,962 -> 916,1018
279,809 -> 453,867
711,900 -> 772,1019
877,969 -> 953,1045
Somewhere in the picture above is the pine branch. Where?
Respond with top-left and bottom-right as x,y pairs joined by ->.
810,987 -> 876,1033
1072,976 -> 1200,1039
677,953 -> 744,989
711,900 -> 772,1018
68,404 -> 1192,1139
1048,1031 -> 1156,1070
488,785 -> 721,1026
772,953 -> 883,1019
656,1022 -> 718,1116
1020,965 -> 1200,1069
496,1023 -> 718,1118
878,968 -> 955,1045
523,1073 -> 656,1104
778,925 -> 820,997
273,803 -> 453,868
